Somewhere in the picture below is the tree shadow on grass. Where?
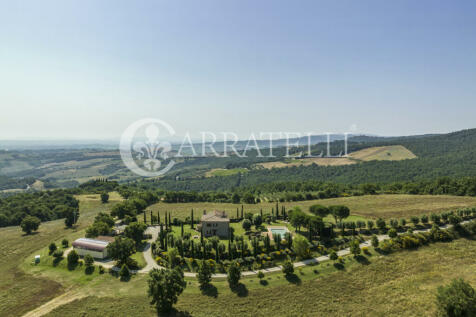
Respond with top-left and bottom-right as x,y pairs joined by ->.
285,273 -> 301,285
85,266 -> 95,275
200,284 -> 218,298
156,308 -> 192,317
231,283 -> 248,297
374,248 -> 389,256
259,279 -> 268,286
52,257 -> 64,267
355,255 -> 370,265
22,231 -> 39,237
67,262 -> 78,271
333,263 -> 345,270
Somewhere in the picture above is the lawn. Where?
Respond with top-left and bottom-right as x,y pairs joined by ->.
146,194 -> 476,223
43,237 -> 476,317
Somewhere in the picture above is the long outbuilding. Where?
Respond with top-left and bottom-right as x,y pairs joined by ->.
72,236 -> 113,259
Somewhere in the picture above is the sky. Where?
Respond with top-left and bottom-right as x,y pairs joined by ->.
1,0 -> 476,140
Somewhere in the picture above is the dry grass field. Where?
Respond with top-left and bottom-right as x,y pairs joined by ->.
348,145 -> 417,161
147,194 -> 476,222
256,145 -> 416,169
43,238 -> 476,317
0,193 -> 122,317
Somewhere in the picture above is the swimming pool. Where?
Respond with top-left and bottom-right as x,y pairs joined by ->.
269,227 -> 289,239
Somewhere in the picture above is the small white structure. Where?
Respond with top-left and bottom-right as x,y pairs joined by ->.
34,255 -> 40,264
72,237 -> 112,259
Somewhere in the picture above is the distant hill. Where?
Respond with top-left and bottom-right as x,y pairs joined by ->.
150,128 -> 476,191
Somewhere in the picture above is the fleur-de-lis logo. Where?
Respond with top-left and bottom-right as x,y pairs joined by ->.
132,124 -> 172,171
120,118 -> 175,177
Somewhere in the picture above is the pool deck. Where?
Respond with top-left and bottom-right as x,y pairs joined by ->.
266,226 -> 290,239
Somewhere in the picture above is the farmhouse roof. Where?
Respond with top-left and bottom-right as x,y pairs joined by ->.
201,210 -> 229,222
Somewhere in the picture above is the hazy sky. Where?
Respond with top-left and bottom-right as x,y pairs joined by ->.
1,0 -> 476,140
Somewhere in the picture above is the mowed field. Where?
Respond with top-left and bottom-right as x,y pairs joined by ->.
147,194 -> 476,222
256,145 -> 416,169
0,193 -> 122,317
43,238 -> 476,317
348,145 -> 417,161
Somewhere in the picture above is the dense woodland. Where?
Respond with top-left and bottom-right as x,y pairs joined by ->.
0,190 -> 79,227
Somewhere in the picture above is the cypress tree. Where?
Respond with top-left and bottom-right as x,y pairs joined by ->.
236,208 -> 239,219
150,210 -> 153,224
260,208 -> 263,218
158,211 -> 161,224
276,201 -> 279,216
191,209 -> 194,229
181,222 -> 184,237
144,211 -> 146,224
241,205 -> 244,219
169,213 -> 171,226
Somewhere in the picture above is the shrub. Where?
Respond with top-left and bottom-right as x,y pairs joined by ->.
61,239 -> 69,248
257,271 -> 265,280
349,240 -> 361,257
421,215 -> 429,224
282,260 -> 294,277
98,265 -> 105,274
399,218 -> 406,227
67,250 -> 79,267
436,278 -> 476,317
388,229 -> 398,239
227,261 -> 241,288
410,216 -> 420,226
242,219 -> 252,231
52,250 -> 63,258
84,254 -> 94,267
119,264 -> 130,280
371,235 -> 379,248
376,218 -> 386,232
362,246 -> 370,255
49,242 -> 57,255
329,250 -> 338,261
197,260 -> 212,288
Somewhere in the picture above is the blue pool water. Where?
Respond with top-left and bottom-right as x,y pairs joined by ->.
270,228 -> 288,238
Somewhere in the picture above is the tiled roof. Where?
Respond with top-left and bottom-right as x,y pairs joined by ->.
201,210 -> 230,222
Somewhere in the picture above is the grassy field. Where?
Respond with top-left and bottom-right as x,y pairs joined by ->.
3,193 -> 476,316
43,237 -> 476,317
147,194 -> 476,222
0,193 -> 122,317
257,157 -> 356,168
349,145 -> 417,161
205,168 -> 248,177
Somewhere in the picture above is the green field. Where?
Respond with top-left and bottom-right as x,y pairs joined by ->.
147,194 -> 476,222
